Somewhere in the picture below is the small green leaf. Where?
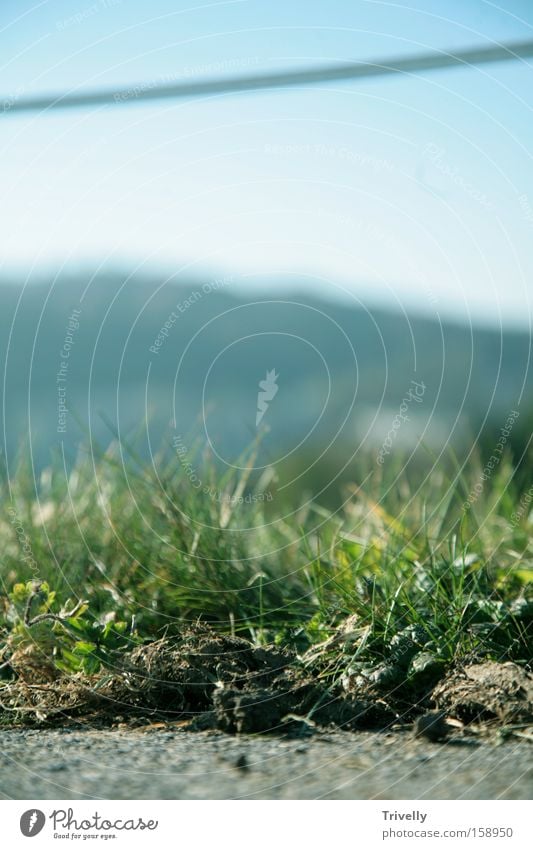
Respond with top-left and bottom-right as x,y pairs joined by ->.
73,641 -> 97,655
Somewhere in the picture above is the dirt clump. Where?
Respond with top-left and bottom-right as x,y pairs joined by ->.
432,661 -> 533,724
119,628 -> 394,732
117,628 -> 291,714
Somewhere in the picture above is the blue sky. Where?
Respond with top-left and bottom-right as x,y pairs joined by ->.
1,0 -> 533,324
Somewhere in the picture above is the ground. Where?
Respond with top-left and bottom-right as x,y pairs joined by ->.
1,453 -> 532,800
1,728 -> 531,800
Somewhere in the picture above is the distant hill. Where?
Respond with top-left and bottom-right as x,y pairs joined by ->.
1,270 -> 530,478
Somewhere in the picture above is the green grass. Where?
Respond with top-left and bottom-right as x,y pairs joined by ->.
0,439 -> 531,690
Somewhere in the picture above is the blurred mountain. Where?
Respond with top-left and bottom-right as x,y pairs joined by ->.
1,269 -> 530,478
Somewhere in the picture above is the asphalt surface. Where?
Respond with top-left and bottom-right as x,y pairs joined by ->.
0,728 -> 531,799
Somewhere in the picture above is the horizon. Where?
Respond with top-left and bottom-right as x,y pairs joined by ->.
1,260 -> 531,331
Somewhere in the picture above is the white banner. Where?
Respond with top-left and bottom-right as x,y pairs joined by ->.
0,800 -> 530,848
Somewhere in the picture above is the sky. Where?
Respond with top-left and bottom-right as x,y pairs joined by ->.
1,0 -> 533,325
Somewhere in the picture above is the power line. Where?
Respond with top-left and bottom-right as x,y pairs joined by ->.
3,38 -> 533,117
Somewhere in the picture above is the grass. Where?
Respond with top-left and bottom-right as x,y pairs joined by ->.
0,437 -> 531,700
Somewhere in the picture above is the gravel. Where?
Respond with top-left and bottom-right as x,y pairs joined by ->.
0,728 -> 531,799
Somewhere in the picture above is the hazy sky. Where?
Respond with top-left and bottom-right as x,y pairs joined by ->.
1,0 -> 533,325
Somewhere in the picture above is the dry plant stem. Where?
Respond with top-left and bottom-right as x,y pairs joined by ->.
24,586 -> 87,627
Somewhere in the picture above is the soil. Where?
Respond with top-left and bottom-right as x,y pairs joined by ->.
433,661 -> 533,723
0,625 -> 531,737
